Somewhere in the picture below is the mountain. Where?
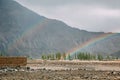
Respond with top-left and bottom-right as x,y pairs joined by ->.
111,51 -> 120,58
0,0 -> 120,58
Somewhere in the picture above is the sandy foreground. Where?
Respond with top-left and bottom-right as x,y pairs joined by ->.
0,60 -> 120,80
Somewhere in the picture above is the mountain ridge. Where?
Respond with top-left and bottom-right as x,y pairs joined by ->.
0,0 -> 120,58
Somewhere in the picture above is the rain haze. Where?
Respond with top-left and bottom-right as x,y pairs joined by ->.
15,0 -> 120,32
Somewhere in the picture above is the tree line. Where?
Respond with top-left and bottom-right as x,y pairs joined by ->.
0,51 -> 118,61
41,52 -> 118,61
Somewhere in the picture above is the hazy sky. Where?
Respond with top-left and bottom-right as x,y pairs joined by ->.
15,0 -> 120,32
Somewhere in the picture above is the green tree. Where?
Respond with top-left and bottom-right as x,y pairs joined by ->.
91,54 -> 96,60
68,54 -> 72,60
41,54 -> 47,60
62,53 -> 66,60
106,55 -> 111,60
77,52 -> 85,60
97,54 -> 103,61
77,52 -> 97,60
50,54 -> 55,60
56,52 -> 61,60
74,53 -> 77,59
0,51 -> 4,56
0,53 -> 3,56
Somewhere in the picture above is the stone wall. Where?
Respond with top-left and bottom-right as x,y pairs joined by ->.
0,57 -> 27,67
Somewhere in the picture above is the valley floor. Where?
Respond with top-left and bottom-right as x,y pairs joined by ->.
1,60 -> 120,80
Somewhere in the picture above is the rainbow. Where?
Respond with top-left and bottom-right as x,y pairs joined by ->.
65,33 -> 117,59
6,18 -> 119,58
7,18 -> 49,52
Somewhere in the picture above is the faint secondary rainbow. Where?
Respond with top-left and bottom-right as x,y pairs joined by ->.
65,33 -> 117,59
7,18 -> 49,52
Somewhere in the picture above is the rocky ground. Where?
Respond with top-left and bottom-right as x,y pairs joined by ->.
0,60 -> 120,80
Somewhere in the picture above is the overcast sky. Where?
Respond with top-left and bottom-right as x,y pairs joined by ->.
15,0 -> 120,32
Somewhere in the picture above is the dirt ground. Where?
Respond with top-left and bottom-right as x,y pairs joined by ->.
0,60 -> 120,80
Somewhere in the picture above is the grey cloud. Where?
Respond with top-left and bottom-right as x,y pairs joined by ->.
16,0 -> 120,9
15,0 -> 120,32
